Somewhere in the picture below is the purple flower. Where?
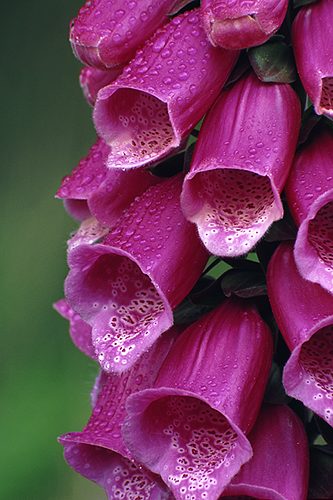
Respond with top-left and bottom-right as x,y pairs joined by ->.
54,299 -> 96,359
56,138 -> 159,226
181,72 -> 301,257
59,331 -> 176,499
79,66 -> 123,106
285,127 -> 333,295
65,175 -> 208,373
267,242 -> 333,426
93,9 -> 239,170
123,299 -> 273,498
292,0 -> 333,119
223,405 -> 309,499
202,0 -> 288,50
69,0 -> 189,69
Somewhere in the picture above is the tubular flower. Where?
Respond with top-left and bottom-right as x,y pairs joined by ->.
93,9 -> 239,170
56,138 -> 159,226
69,0 -> 191,69
79,66 -> 123,106
123,299 -> 273,499
201,0 -> 288,50
292,0 -> 333,119
267,242 -> 333,426
222,405 -> 309,500
285,127 -> 333,294
59,331 -> 176,499
54,299 -> 96,359
65,175 -> 209,373
181,72 -> 301,257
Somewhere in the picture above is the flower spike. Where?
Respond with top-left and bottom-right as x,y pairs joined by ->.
285,126 -> 333,294
267,242 -> 333,426
123,299 -> 273,498
93,9 -> 239,170
65,175 -> 209,373
222,405 -> 309,500
59,331 -> 176,499
292,0 -> 333,119
69,0 -> 191,69
202,0 -> 288,50
181,72 -> 301,257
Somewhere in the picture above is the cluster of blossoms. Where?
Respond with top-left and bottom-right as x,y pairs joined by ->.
55,0 -> 333,498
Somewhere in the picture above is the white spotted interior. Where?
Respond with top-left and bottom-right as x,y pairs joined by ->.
300,325 -> 333,422
143,396 -> 240,499
189,169 -> 276,255
308,202 -> 333,266
320,77 -> 333,114
84,254 -> 166,369
103,89 -> 176,167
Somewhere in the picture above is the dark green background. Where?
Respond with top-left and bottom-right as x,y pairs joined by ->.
2,1 -> 104,498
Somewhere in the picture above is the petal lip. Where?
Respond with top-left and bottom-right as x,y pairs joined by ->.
181,72 -> 300,257
93,9 -> 238,170
294,188 -> 333,294
292,0 -> 333,119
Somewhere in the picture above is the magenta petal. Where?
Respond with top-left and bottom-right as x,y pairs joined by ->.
70,0 -> 185,69
59,332 -> 175,498
123,299 -> 273,498
67,217 -> 109,251
56,138 -> 109,203
93,9 -> 239,169
65,176 -> 208,373
53,299 -> 95,359
223,405 -> 309,500
292,0 -> 333,119
285,127 -> 333,294
202,0 -> 288,50
267,243 -> 333,426
79,66 -> 123,106
181,72 -> 301,257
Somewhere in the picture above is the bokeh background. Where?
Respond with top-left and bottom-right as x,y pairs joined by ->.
2,1 -> 104,498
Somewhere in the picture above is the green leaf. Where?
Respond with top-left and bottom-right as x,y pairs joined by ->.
248,41 -> 297,83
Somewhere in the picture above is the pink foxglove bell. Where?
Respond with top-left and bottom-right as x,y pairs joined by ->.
292,0 -> 333,119
79,66 -> 123,106
123,299 -> 273,498
65,175 -> 208,373
70,0 -> 190,69
93,9 -> 239,170
59,331 -> 176,499
202,0 -> 288,50
285,127 -> 333,294
267,242 -> 333,427
223,405 -> 309,500
181,72 -> 300,257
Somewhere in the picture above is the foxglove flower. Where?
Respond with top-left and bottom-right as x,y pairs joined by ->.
267,242 -> 333,426
285,126 -> 333,294
54,299 -> 95,359
69,0 -> 192,69
223,405 -> 309,500
181,72 -> 301,257
93,9 -> 239,170
56,138 -> 159,226
80,66 -> 123,106
59,331 -> 176,499
123,299 -> 273,498
202,0 -> 288,50
292,0 -> 333,119
65,175 -> 209,373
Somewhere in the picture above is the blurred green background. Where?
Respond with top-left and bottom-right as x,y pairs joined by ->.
2,1 -> 104,498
